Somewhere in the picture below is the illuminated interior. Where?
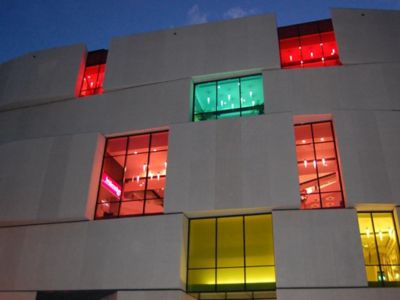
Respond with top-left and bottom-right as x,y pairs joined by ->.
294,121 -> 344,209
278,19 -> 341,69
187,214 -> 276,295
95,131 -> 168,219
193,74 -> 264,122
79,50 -> 107,97
358,212 -> 400,287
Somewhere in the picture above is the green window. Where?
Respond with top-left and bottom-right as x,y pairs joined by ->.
358,212 -> 400,286
187,214 -> 276,295
193,74 -> 264,122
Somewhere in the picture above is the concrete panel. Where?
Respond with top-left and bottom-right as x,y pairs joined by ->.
0,214 -> 184,290
105,14 -> 280,90
165,113 -> 299,213
0,44 -> 85,110
0,78 -> 190,144
0,133 -> 103,225
332,8 -> 400,64
277,288 -> 400,300
115,291 -> 194,300
273,209 -> 367,288
264,62 -> 400,114
0,292 -> 36,300
335,111 -> 400,206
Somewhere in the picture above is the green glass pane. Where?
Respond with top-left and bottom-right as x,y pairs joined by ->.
189,218 -> 216,269
195,82 -> 217,114
194,113 -> 217,122
241,108 -> 263,117
240,75 -> 264,109
217,216 -> 244,268
245,215 -> 275,266
246,267 -> 276,290
216,268 -> 244,291
217,78 -> 240,112
188,269 -> 216,292
358,213 -> 379,265
372,213 -> 400,265
217,112 -> 241,119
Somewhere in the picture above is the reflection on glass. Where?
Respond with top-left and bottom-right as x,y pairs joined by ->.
187,215 -> 276,293
294,121 -> 344,209
193,75 -> 264,121
95,131 -> 168,219
358,212 -> 400,287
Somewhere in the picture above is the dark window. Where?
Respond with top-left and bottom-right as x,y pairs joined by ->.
193,75 -> 264,122
294,121 -> 344,209
278,19 -> 341,69
95,131 -> 168,219
79,50 -> 108,97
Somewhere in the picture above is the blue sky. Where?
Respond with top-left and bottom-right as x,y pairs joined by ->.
0,0 -> 399,63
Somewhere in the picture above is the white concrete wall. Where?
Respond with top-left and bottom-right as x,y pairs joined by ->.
105,14 -> 280,90
277,288 -> 400,300
264,63 -> 400,114
273,209 -> 367,288
0,78 -> 190,144
166,113 -> 299,213
0,133 -> 104,225
0,214 -> 184,291
335,111 -> 400,207
0,44 -> 86,110
332,8 -> 400,65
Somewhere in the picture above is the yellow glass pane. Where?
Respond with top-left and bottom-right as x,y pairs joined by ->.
217,216 -> 244,268
372,213 -> 400,265
246,267 -> 276,290
358,213 -> 379,265
365,265 -> 382,287
189,218 -> 216,268
381,265 -> 400,285
188,269 -> 215,292
217,267 -> 244,291
245,215 -> 274,266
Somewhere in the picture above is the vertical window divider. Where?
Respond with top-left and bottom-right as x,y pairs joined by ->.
242,216 -> 247,290
215,80 -> 219,120
330,121 -> 345,207
310,124 -> 322,208
370,213 -> 385,286
142,134 -> 153,215
215,217 -> 218,292
117,137 -> 130,217
239,77 -> 243,117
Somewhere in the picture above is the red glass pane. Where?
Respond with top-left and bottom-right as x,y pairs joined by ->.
79,64 -> 106,97
95,202 -> 119,218
128,134 -> 150,155
294,124 -> 312,145
105,137 -> 128,157
301,193 -> 321,209
312,122 -> 333,143
123,153 -> 148,201
321,192 -> 343,208
120,201 -> 144,216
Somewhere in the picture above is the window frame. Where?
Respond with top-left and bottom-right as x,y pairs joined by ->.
186,213 -> 276,295
94,130 -> 169,220
294,120 -> 345,209
192,74 -> 264,122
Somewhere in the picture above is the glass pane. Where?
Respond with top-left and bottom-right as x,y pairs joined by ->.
217,78 -> 240,113
124,153 -> 148,201
240,75 -> 264,109
144,199 -> 163,214
98,157 -> 125,203
321,192 -> 343,208
216,268 -> 244,291
312,122 -> 333,143
189,219 -> 216,269
217,216 -> 244,268
194,113 -> 216,122
119,201 -> 144,216
300,33 -> 323,63
365,265 -> 383,287
127,134 -> 150,155
301,193 -> 321,209
105,137 -> 127,157
358,213 -> 379,265
150,131 -> 169,152
246,267 -> 276,290
381,265 -> 400,285
372,213 -> 400,265
295,124 -> 312,145
188,269 -> 215,292
316,159 -> 341,193
195,81 -> 217,114
217,111 -> 241,119
245,215 -> 274,266
95,202 -> 119,219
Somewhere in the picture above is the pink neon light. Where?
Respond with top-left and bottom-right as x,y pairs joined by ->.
101,172 -> 122,197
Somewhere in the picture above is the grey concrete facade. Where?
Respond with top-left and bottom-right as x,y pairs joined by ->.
0,7 -> 399,300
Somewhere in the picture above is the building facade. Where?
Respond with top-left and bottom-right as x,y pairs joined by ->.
0,7 -> 400,300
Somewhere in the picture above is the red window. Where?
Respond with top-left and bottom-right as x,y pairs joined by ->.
278,20 -> 341,69
79,50 -> 107,97
294,121 -> 344,209
95,131 -> 168,219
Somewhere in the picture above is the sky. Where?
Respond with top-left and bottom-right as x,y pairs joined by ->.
0,0 -> 399,63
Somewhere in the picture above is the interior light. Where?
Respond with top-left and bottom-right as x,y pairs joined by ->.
231,104 -> 234,109
305,187 -> 314,194
157,173 -> 160,181
143,164 -> 147,172
304,160 -> 308,168
164,162 -> 167,168
207,97 -> 210,104
322,158 -> 327,166
366,228 -> 370,238
300,60 -> 304,65
321,137 -> 325,141
310,52 -> 314,58
251,100 -> 255,106
320,43 -> 323,46
136,176 -> 140,182
220,100 -> 224,106
313,160 -> 317,168
379,230 -> 383,241
331,49 -> 336,55
228,94 -> 231,100
249,91 -> 253,97
289,55 -> 293,61
218,85 -> 220,89
389,228 -> 394,238
321,57 -> 325,62
396,273 -> 400,280
298,46 -> 302,50
237,82 -> 240,86
302,140 -> 306,144
134,151 -> 138,155
241,97 -> 245,103
149,171 -> 153,180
